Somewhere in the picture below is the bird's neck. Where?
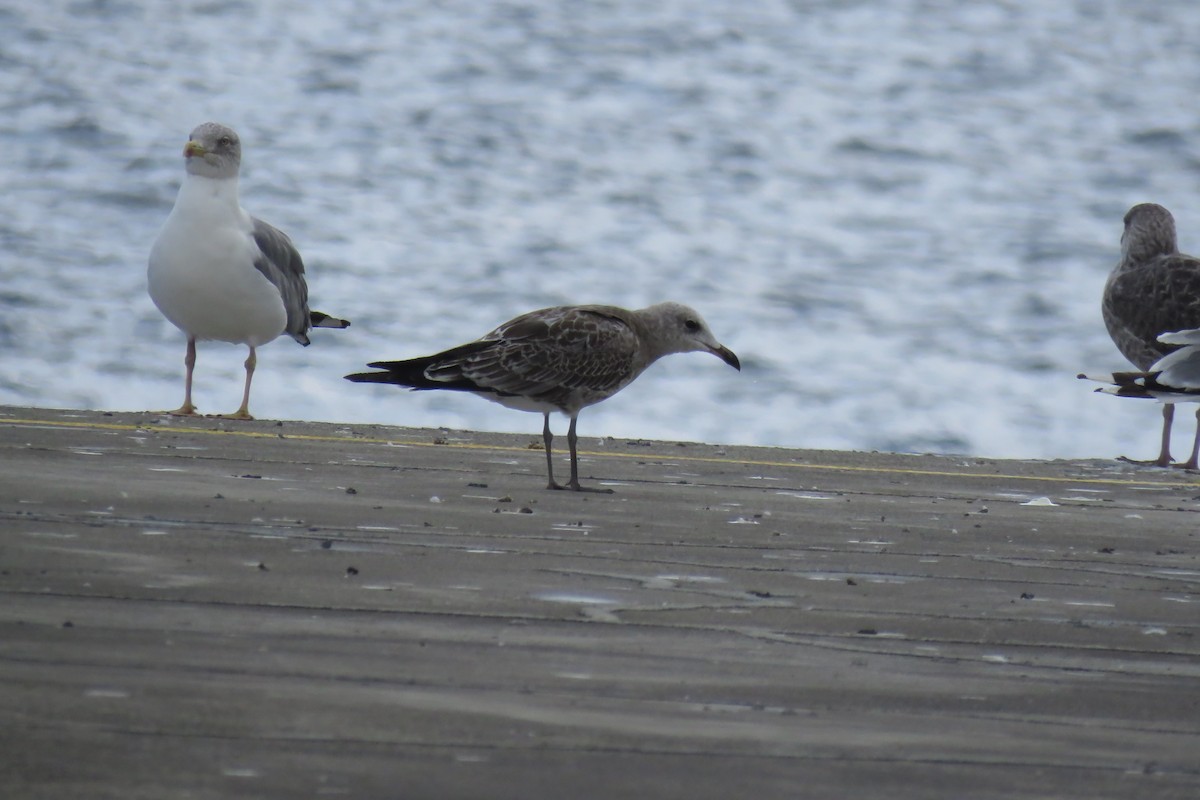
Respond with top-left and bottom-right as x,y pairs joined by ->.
1121,237 -> 1177,265
174,173 -> 242,216
631,315 -> 675,367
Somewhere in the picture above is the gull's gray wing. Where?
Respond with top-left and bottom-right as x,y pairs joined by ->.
1150,334 -> 1200,390
251,217 -> 312,344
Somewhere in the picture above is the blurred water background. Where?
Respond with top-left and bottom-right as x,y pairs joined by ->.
4,0 -> 1200,459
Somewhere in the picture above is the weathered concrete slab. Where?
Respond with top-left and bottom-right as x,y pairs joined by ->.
1,405 -> 1198,798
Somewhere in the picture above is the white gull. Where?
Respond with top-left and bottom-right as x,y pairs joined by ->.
148,122 -> 349,419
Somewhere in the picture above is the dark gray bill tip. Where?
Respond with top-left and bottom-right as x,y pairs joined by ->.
715,345 -> 741,371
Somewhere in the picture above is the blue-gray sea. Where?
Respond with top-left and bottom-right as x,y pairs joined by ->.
4,0 -> 1200,460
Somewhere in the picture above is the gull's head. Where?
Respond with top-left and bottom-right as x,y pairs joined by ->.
183,122 -> 242,179
1121,202 -> 1177,263
642,302 -> 741,371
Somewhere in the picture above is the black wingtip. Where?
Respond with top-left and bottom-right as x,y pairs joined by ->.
344,371 -> 389,384
311,310 -> 351,329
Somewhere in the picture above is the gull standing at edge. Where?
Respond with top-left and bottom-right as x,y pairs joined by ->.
148,122 -> 349,419
1095,203 -> 1200,468
345,302 -> 741,492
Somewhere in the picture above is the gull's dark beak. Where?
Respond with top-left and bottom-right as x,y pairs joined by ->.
712,344 -> 741,371
183,140 -> 206,158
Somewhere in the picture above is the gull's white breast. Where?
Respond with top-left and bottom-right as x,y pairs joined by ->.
148,176 -> 287,347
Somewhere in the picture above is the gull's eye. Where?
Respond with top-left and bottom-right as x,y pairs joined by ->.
218,136 -> 233,147
684,318 -> 701,332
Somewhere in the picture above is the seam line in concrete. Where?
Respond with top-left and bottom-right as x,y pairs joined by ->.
3,417 -> 1195,489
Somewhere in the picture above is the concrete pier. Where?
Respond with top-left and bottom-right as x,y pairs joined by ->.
2,405 -> 1198,798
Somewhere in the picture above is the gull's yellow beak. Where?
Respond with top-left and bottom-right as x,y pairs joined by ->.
183,140 -> 206,158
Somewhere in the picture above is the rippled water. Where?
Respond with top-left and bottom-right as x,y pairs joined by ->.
4,0 -> 1200,459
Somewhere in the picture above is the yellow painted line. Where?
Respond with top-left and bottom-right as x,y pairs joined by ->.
3,415 -> 1197,488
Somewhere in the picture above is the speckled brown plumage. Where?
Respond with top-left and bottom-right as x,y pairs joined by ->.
424,305 -> 648,414
346,302 -> 740,491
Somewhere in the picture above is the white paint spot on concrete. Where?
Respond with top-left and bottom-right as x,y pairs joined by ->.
533,591 -> 619,605
1020,497 -> 1058,507
646,574 -> 726,589
454,754 -> 489,763
798,572 -> 846,582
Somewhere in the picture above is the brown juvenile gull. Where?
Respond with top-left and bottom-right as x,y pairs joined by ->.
147,122 -> 349,420
345,302 -> 741,492
1090,203 -> 1200,468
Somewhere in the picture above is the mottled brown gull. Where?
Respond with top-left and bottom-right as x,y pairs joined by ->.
148,122 -> 349,420
1091,203 -> 1200,468
345,302 -> 741,492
